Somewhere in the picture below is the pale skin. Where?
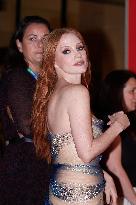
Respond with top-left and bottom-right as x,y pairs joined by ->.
106,77 -> 136,205
106,137 -> 136,205
47,33 -> 130,204
103,171 -> 117,205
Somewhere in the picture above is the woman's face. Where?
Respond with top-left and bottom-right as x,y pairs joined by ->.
16,23 -> 49,68
123,77 -> 136,112
55,33 -> 88,75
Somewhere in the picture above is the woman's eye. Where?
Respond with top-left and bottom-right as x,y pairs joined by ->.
42,35 -> 49,41
77,46 -> 84,51
62,49 -> 71,54
42,37 -> 46,41
29,37 -> 37,41
134,88 -> 136,93
129,89 -> 135,94
132,88 -> 136,94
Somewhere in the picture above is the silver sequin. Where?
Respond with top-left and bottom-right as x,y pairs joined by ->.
50,179 -> 105,203
48,116 -> 105,204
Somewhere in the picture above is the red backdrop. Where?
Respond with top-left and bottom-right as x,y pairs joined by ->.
128,0 -> 136,73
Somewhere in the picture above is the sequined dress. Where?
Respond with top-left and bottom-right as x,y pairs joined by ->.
45,117 -> 105,205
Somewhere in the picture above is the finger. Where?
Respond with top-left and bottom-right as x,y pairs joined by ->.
105,191 -> 111,204
107,121 -> 111,125
110,192 -> 117,205
108,115 -> 111,119
111,196 -> 117,205
115,111 -> 123,115
118,111 -> 124,114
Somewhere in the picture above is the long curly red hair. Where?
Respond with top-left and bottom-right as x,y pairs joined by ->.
32,28 -> 91,163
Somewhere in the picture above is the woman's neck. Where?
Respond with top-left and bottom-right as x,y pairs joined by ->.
58,74 -> 81,85
30,66 -> 40,73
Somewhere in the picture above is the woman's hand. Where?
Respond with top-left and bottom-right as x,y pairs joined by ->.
107,111 -> 130,131
103,171 -> 118,205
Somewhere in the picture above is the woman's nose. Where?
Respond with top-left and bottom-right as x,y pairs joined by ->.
34,38 -> 43,48
37,39 -> 43,47
75,51 -> 82,58
134,92 -> 136,99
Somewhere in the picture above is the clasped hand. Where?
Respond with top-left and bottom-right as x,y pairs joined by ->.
107,111 -> 130,130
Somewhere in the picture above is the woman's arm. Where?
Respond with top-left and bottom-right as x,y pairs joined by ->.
7,70 -> 35,136
0,77 -> 18,139
103,170 -> 117,205
67,85 -> 130,163
106,136 -> 136,205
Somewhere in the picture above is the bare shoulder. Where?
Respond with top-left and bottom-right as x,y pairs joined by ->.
62,84 -> 90,101
64,84 -> 89,95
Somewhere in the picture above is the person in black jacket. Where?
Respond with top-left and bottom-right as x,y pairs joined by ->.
93,70 -> 136,205
0,15 -> 51,205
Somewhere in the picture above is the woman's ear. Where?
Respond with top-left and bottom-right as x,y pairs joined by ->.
16,39 -> 23,53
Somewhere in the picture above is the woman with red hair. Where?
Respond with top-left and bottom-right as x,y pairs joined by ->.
32,28 -> 130,205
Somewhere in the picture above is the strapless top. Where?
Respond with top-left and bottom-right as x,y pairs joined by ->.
47,116 -> 105,204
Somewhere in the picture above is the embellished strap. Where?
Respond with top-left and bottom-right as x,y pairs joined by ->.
52,162 -> 103,176
50,178 -> 105,203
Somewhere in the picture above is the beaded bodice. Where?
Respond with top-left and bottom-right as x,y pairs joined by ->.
47,116 -> 105,204
49,116 -> 104,162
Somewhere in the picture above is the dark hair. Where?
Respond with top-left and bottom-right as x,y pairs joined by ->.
4,15 -> 51,71
93,69 -> 136,121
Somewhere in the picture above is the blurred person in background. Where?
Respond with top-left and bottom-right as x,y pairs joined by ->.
0,15 -> 51,205
93,69 -> 136,205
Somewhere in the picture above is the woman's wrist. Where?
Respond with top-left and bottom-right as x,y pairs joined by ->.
109,121 -> 124,137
